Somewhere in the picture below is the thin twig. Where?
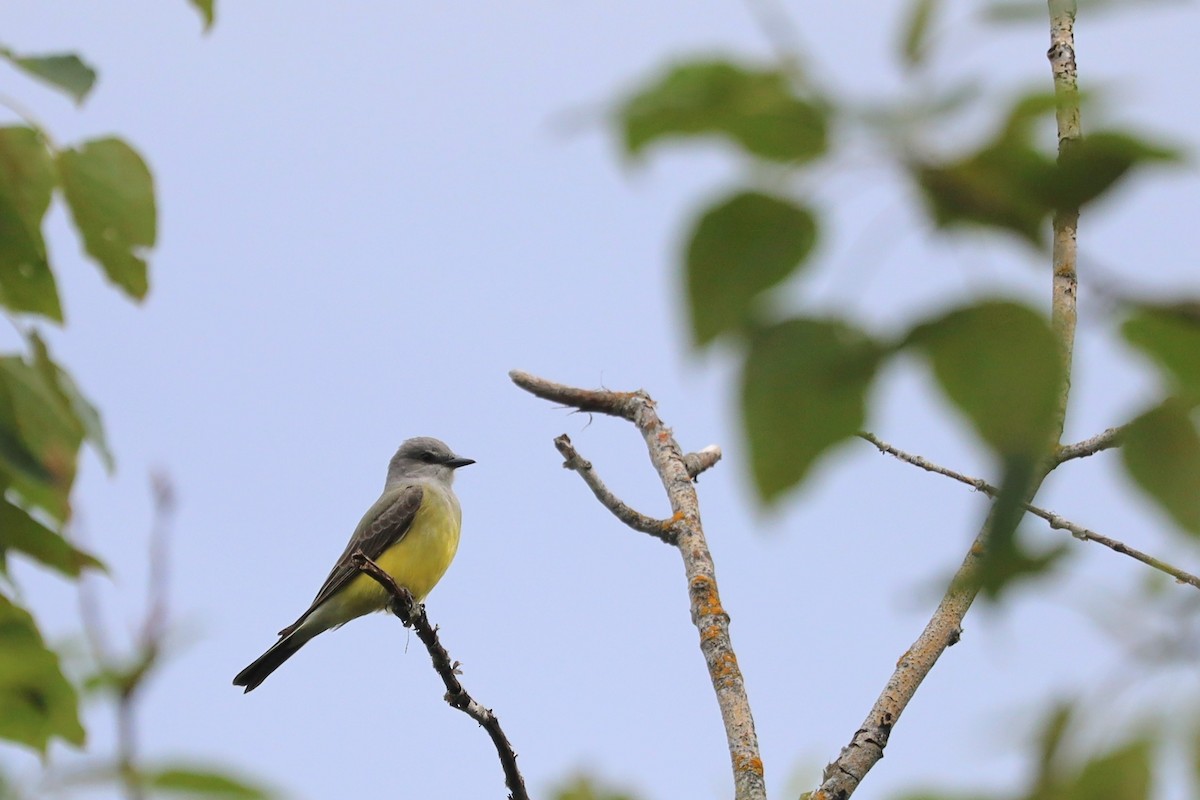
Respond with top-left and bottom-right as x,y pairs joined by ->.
554,434 -> 676,544
139,471 -> 176,653
511,370 -> 765,800
350,552 -> 529,800
813,8 -> 1085,796
70,474 -> 179,800
859,432 -> 1200,591
1055,425 -> 1125,464
857,432 -> 989,492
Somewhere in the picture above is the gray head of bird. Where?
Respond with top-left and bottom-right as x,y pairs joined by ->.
386,436 -> 475,486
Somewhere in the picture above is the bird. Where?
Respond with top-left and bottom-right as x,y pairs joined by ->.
233,436 -> 474,692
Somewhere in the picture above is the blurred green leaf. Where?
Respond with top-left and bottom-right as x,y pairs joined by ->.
1122,398 -> 1200,533
0,592 -> 84,752
1000,91 -> 1061,141
620,60 -> 827,162
28,332 -> 114,472
1054,131 -> 1178,210
1032,702 -> 1074,793
900,0 -> 940,69
914,141 -> 1055,245
553,774 -> 640,800
0,496 -> 101,577
912,82 -> 1173,244
906,301 -> 1062,458
984,0 -> 1174,23
973,456 -> 1064,600
0,396 -> 54,491
148,766 -> 273,799
187,0 -> 216,31
1063,740 -> 1152,800
0,50 -> 97,105
57,137 -> 156,301
0,126 -> 62,321
0,355 -> 84,520
742,318 -> 882,501
1122,305 -> 1200,401
686,191 -> 818,345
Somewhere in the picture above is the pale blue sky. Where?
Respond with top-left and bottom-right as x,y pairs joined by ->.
4,2 -> 1200,799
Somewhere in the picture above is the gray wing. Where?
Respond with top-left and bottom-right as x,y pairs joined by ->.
277,484 -> 424,637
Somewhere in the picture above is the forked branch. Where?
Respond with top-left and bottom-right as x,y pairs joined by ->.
860,432 -> 1200,591
511,370 -> 764,800
810,4 -> 1085,797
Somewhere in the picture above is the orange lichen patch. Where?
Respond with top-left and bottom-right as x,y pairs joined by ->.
689,575 -> 725,618
710,650 -> 741,689
733,754 -> 765,777
699,624 -> 722,643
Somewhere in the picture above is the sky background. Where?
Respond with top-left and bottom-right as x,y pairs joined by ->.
3,1 -> 1200,798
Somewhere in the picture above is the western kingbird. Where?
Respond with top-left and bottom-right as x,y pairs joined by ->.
233,436 -> 474,693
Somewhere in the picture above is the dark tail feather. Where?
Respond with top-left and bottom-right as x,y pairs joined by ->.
233,634 -> 307,693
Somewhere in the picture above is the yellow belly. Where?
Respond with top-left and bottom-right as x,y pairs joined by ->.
333,486 -> 461,619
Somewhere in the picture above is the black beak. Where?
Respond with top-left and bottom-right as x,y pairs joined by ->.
446,456 -> 475,469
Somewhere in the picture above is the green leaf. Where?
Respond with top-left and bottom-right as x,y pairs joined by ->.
906,301 -> 1062,458
0,592 -> 84,752
1122,399 -> 1200,533
972,455 -> 1065,600
900,0 -> 940,69
984,0 -> 1173,23
0,496 -> 101,577
0,51 -> 97,105
1053,131 -> 1178,211
1123,304 -> 1200,400
148,766 -> 273,799
742,318 -> 882,501
553,775 -> 640,800
913,141 -> 1055,245
0,356 -> 84,517
187,0 -> 216,31
57,138 -> 156,301
0,127 -> 62,321
686,191 -> 818,345
620,60 -> 827,163
1033,702 -> 1074,791
1065,740 -> 1152,800
28,332 -> 114,472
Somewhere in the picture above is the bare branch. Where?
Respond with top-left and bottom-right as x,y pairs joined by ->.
1048,0 -> 1081,434
813,537 -> 980,800
511,371 -> 765,800
1034,509 -> 1200,591
1055,425 -> 1126,464
351,552 -> 529,800
817,18 -> 1088,785
684,445 -> 723,479
509,370 -> 640,420
857,432 -> 989,493
554,434 -> 676,544
860,432 -> 1200,591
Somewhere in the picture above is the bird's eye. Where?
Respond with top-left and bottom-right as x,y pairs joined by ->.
420,450 -> 437,463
